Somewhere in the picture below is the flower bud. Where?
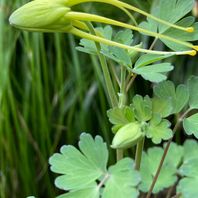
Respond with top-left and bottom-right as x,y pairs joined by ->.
111,122 -> 143,149
9,0 -> 71,32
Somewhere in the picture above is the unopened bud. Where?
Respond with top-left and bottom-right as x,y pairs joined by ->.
9,0 -> 71,32
111,122 -> 143,149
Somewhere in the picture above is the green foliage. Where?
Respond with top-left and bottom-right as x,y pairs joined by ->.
152,97 -> 173,118
76,26 -> 134,67
140,0 -> 196,50
153,81 -> 189,114
161,16 -> 198,51
133,63 -> 174,83
145,115 -> 173,144
183,113 -> 198,138
139,144 -> 180,193
49,133 -> 140,198
132,95 -> 152,122
177,140 -> 198,198
187,76 -> 198,109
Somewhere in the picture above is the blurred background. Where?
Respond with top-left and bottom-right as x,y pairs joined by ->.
1,0 -> 198,197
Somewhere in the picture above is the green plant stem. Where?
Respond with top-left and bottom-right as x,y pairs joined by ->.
119,65 -> 126,108
146,109 -> 191,198
116,149 -> 124,161
85,22 -> 118,107
135,137 -> 145,170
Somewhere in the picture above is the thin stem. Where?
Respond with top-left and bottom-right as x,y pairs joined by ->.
126,73 -> 137,92
119,65 -> 126,108
85,22 -> 118,107
70,27 -> 196,56
135,137 -> 145,170
116,149 -> 124,161
67,12 -> 196,50
97,173 -> 110,189
146,109 -> 191,198
67,0 -> 194,32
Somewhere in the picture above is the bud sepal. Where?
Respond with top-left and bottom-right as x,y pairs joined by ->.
111,122 -> 144,149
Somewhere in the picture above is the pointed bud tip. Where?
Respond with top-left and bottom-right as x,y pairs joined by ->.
186,27 -> 194,33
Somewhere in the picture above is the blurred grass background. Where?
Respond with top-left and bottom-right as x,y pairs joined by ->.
0,0 -> 198,197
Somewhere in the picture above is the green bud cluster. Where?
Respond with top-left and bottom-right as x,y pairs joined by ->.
111,122 -> 144,149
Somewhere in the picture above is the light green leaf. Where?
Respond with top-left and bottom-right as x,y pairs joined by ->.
187,76 -> 198,109
139,147 -> 177,193
134,54 -> 172,68
132,95 -> 152,122
152,97 -> 173,118
107,106 -> 135,125
57,184 -> 99,198
101,29 -> 133,67
145,114 -> 173,144
154,81 -> 189,114
177,158 -> 198,198
183,113 -> 198,138
139,0 -> 194,33
133,63 -> 174,83
139,0 -> 195,51
103,158 -> 140,198
162,17 -> 198,51
183,139 -> 198,162
164,142 -> 183,168
49,133 -> 108,191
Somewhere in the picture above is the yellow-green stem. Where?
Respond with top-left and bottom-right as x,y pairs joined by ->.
67,12 -> 196,50
69,27 -> 196,56
135,137 -> 145,170
85,22 -> 118,107
67,0 -> 194,32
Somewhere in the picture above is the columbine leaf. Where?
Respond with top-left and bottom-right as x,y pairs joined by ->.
76,26 -> 112,55
132,95 -> 152,122
164,142 -> 183,168
162,17 -> 198,51
139,0 -> 195,50
183,139 -> 198,162
103,158 -> 140,198
101,29 -> 133,67
177,140 -> 198,198
183,113 -> 198,138
49,133 -> 108,191
152,97 -> 173,118
57,184 -> 99,198
134,54 -> 172,68
140,0 -> 194,33
187,76 -> 198,109
133,63 -> 174,83
107,106 -> 135,126
177,158 -> 198,198
139,146 -> 177,193
77,26 -> 134,67
154,81 -> 189,114
145,114 -> 173,144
